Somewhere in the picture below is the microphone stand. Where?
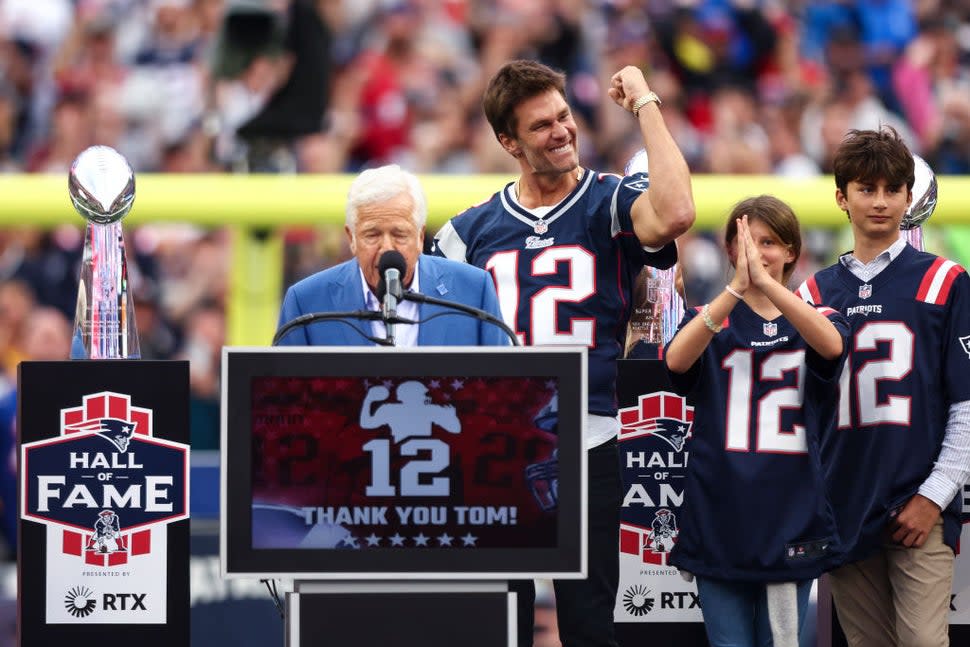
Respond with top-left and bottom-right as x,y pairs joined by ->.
400,291 -> 521,347
272,310 -> 416,346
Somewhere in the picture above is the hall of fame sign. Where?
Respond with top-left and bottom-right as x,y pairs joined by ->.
616,391 -> 702,622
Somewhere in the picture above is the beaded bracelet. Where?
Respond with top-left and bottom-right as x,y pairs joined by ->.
701,304 -> 722,333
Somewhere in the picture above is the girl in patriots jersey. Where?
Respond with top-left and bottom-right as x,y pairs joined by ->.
796,127 -> 970,647
665,197 -> 849,647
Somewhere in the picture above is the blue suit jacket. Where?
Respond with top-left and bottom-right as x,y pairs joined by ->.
276,255 -> 509,346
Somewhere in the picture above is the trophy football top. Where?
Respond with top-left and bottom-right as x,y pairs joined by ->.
68,145 -> 136,225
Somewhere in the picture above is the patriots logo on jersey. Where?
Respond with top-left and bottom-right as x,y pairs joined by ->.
65,417 -> 137,452
763,322 -> 778,337
525,235 -> 554,249
960,335 -> 970,358
623,179 -> 649,193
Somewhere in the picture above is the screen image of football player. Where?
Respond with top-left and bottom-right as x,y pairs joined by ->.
433,59 -> 695,647
664,197 -> 849,647
797,127 -> 970,647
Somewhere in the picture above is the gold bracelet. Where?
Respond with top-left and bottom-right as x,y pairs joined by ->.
701,304 -> 722,333
725,285 -> 744,300
632,92 -> 662,118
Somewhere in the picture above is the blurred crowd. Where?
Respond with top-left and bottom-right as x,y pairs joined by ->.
0,2 -> 968,550
0,0 -> 967,176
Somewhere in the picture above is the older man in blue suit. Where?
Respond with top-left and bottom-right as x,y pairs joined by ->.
277,165 -> 507,347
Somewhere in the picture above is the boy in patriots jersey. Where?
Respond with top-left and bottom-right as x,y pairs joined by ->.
666,198 -> 848,647
433,60 -> 694,647
797,127 -> 970,647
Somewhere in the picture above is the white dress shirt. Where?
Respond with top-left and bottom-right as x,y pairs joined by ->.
360,261 -> 420,347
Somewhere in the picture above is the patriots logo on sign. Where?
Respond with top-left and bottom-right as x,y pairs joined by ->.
66,418 -> 137,452
960,335 -> 970,359
859,283 -> 873,299
618,391 -> 693,451
763,322 -> 778,337
645,508 -> 678,553
21,392 -> 189,568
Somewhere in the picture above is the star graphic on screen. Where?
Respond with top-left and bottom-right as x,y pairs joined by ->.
545,380 -> 556,389
389,533 -> 406,546
339,535 -> 360,549
429,379 -> 441,389
450,378 -> 465,391
382,379 -> 394,389
414,533 -> 430,546
437,533 -> 453,546
461,533 -> 478,546
365,533 -> 382,547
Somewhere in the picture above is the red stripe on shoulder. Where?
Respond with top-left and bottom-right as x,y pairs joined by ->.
936,263 -> 966,305
916,257 -> 947,302
806,276 -> 821,304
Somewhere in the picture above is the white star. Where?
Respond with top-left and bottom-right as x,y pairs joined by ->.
437,533 -> 453,546
545,380 -> 557,389
678,425 -> 686,432
429,379 -> 441,389
340,535 -> 360,549
450,379 -> 464,391
414,533 -> 430,546
365,533 -> 382,547
389,533 -> 405,546
461,533 -> 478,546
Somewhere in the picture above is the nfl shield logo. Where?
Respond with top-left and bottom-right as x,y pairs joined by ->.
858,284 -> 873,299
960,335 -> 970,358
533,220 -> 548,235
763,322 -> 778,337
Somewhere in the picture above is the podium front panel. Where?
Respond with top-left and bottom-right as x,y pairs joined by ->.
222,346 -> 586,580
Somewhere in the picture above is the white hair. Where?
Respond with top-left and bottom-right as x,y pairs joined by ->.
345,164 -> 427,231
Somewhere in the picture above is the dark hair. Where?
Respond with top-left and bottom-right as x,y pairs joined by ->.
832,126 -> 915,195
724,195 -> 802,283
482,59 -> 566,140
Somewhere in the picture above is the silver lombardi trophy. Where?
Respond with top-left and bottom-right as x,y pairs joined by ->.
69,145 -> 141,359
900,154 -> 938,252
623,148 -> 686,354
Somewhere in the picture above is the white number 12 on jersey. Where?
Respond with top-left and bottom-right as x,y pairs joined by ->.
486,247 -> 596,346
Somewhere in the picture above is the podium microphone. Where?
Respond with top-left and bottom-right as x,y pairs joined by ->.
377,250 -> 407,345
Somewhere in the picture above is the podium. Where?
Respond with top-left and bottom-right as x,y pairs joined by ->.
17,360 -> 190,646
220,347 -> 588,646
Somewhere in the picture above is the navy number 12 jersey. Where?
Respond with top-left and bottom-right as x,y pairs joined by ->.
433,169 -> 676,417
798,244 -> 970,559
666,302 -> 849,581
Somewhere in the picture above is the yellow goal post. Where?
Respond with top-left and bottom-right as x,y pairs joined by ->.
0,173 -> 967,345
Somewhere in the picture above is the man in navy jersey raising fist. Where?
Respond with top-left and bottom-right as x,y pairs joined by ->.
433,60 -> 695,647
798,127 -> 970,647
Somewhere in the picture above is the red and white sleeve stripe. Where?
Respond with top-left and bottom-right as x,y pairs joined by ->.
916,258 -> 965,305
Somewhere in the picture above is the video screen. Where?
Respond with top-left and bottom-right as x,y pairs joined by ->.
250,376 -> 560,551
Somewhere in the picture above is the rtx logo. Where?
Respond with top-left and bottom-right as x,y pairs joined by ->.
660,591 -> 700,610
64,586 -> 97,618
103,593 -> 147,611
621,585 -> 655,617
63,588 -> 149,618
